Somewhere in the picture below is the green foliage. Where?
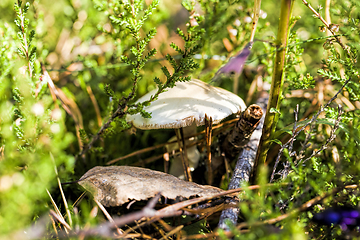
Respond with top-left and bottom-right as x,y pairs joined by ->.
0,0 -> 360,238
285,31 -> 315,90
0,1 -> 74,234
14,1 -> 37,79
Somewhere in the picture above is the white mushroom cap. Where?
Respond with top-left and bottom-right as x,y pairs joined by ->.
126,79 -> 246,129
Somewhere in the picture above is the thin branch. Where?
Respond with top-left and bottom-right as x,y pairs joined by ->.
302,0 -> 354,61
270,77 -> 351,182
296,105 -> 343,166
249,0 -> 262,42
205,114 -> 213,185
78,105 -> 127,157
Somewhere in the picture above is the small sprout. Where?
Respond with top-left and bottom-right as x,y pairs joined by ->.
50,123 -> 61,134
189,12 -> 200,27
51,109 -> 62,121
259,10 -> 267,19
32,103 -> 44,116
319,26 -> 326,32
323,39 -> 334,50
244,16 -> 252,23
270,107 -> 281,114
329,23 -> 340,32
234,19 -> 241,26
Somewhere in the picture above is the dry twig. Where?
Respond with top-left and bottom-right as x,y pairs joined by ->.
270,77 -> 351,182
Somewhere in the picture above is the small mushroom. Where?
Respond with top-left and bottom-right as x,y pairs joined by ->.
126,79 -> 246,181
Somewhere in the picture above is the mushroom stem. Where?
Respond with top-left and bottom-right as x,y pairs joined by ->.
175,128 -> 193,182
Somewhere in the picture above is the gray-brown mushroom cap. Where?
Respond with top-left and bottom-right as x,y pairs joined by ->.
126,79 -> 246,129
78,166 -> 224,207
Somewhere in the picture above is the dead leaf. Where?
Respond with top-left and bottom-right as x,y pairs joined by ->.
79,166 -> 224,207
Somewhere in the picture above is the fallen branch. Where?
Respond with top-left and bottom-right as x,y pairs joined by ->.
218,90 -> 268,230
222,104 -> 263,160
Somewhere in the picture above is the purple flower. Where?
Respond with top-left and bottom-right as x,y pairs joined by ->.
313,206 -> 360,231
214,42 -> 253,79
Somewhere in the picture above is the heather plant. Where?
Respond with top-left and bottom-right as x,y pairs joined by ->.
0,0 -> 359,239
0,0 -> 74,234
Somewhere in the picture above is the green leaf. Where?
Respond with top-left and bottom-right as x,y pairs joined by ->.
270,107 -> 281,114
270,139 -> 283,146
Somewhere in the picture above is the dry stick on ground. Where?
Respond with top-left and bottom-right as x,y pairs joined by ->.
119,184 -> 273,237
218,92 -> 268,230
16,184 -> 357,239
205,114 -> 213,185
176,128 -> 193,182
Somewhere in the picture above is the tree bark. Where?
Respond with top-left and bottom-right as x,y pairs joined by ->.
222,104 -> 263,160
218,91 -> 268,230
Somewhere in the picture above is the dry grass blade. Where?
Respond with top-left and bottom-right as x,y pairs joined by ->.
159,225 -> 183,240
46,189 -> 70,234
177,128 -> 192,182
94,199 -> 123,235
51,153 -> 72,227
41,65 -> 84,149
49,209 -> 71,231
204,114 -> 213,185
250,0 -> 262,42
86,85 -> 102,127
